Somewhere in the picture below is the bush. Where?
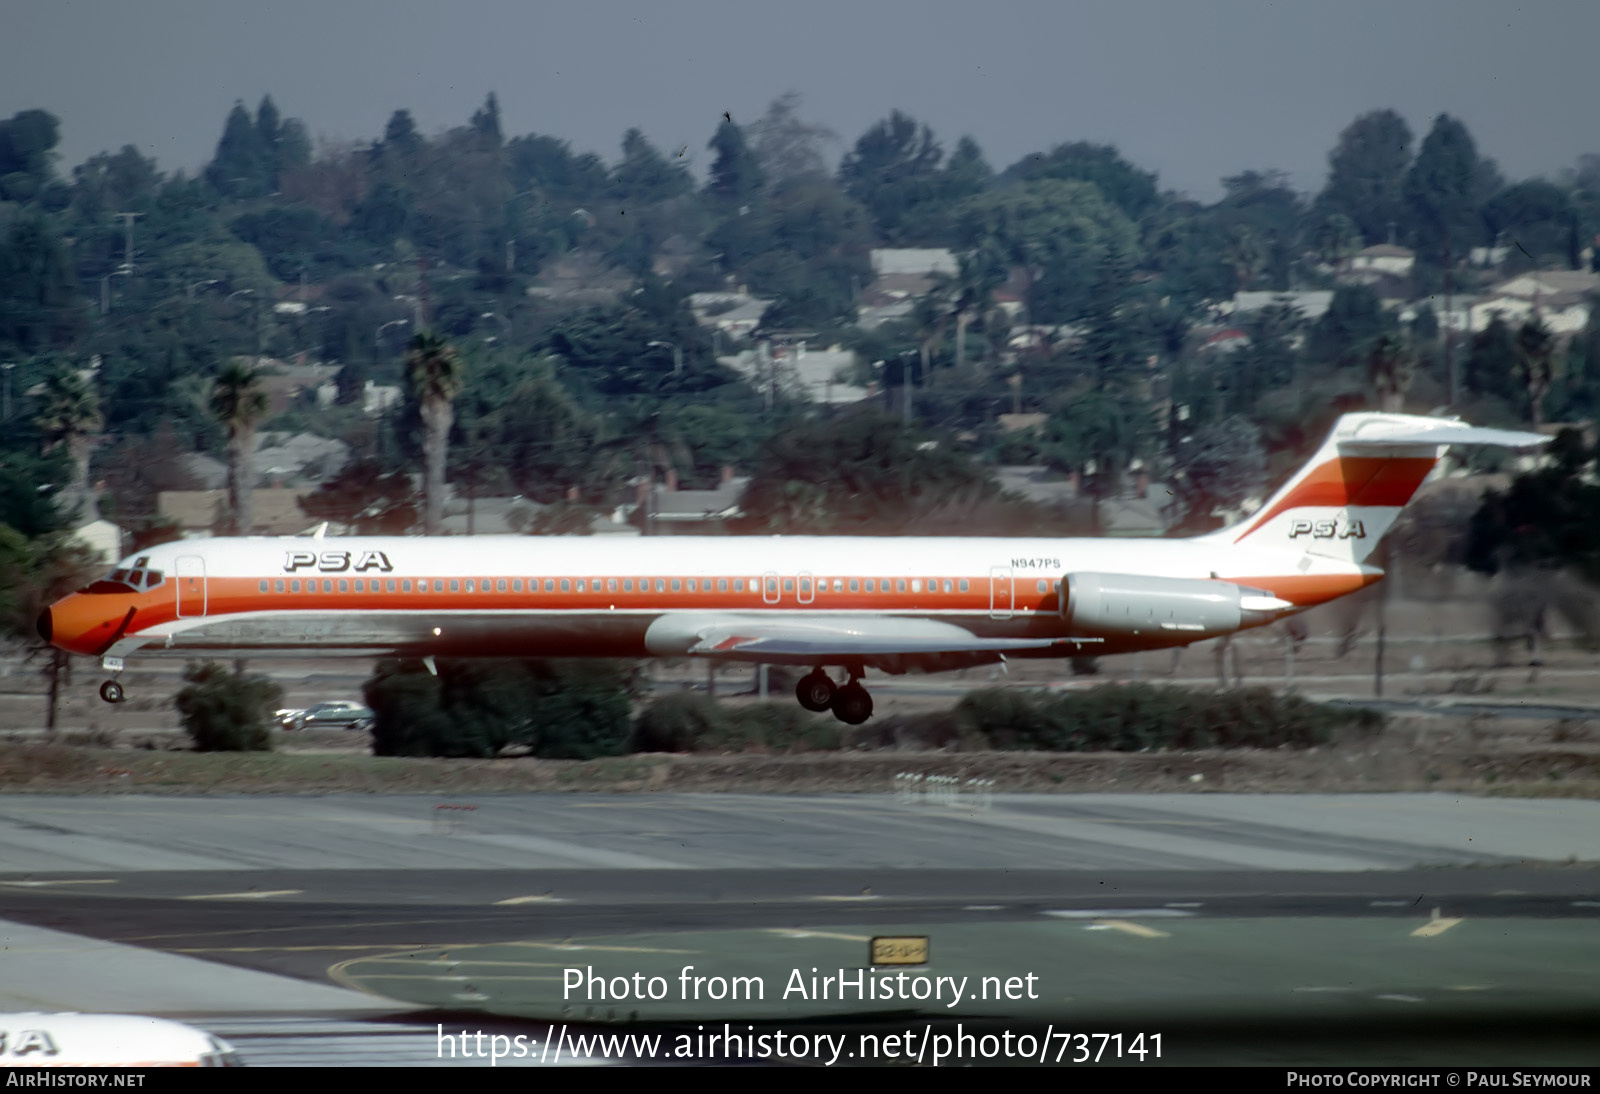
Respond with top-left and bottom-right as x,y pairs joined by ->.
631,694 -> 840,753
950,684 -> 1382,752
365,658 -> 642,759
174,662 -> 282,752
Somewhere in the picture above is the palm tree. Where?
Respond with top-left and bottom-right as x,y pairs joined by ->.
34,364 -> 103,526
1515,319 -> 1556,429
209,360 -> 269,535
404,333 -> 464,534
1366,333 -> 1416,413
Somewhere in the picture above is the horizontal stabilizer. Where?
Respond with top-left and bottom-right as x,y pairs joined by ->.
1336,418 -> 1549,450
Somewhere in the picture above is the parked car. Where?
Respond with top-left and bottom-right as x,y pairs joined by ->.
283,701 -> 373,731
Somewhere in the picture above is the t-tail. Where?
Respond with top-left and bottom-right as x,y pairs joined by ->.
1217,412 -> 1548,567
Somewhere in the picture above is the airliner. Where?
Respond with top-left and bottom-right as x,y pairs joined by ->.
38,413 -> 1545,724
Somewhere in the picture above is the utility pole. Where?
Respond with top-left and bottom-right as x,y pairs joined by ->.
113,212 -> 143,276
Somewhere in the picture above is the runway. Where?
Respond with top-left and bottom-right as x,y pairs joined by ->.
1,792 -> 1597,1065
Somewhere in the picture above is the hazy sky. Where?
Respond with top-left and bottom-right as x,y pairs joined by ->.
6,1 -> 1597,201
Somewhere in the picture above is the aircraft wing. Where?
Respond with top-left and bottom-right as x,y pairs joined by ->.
647,614 -> 1098,669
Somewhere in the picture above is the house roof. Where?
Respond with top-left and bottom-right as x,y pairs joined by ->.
1355,244 -> 1414,258
158,488 -> 318,535
870,248 -> 958,277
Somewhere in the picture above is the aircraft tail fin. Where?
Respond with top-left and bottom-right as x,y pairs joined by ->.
1218,413 -> 1547,565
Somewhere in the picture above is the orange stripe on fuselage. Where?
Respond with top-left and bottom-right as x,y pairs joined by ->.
1235,456 -> 1436,541
1226,571 -> 1381,607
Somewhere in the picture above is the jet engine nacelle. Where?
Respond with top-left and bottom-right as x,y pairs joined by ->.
1061,572 -> 1284,639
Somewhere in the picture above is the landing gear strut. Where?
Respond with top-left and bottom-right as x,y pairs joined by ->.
794,666 -> 873,724
99,656 -> 126,704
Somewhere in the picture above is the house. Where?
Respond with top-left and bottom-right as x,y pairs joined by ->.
687,292 -> 773,342
639,468 -> 750,534
857,248 -> 959,329
70,519 -> 124,565
723,341 -> 871,405
314,379 -> 401,416
158,488 -> 319,537
1346,244 -> 1415,277
1227,291 -> 1334,323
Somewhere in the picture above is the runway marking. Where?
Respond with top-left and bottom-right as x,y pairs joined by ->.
1164,902 -> 1202,908
345,973 -> 566,982
1411,917 -> 1463,938
1292,987 -> 1356,993
1370,900 -> 1410,907
1045,908 -> 1195,919
765,929 -> 873,942
508,942 -> 700,955
1089,920 -> 1170,939
1377,994 -> 1425,1003
494,895 -> 567,905
809,895 -> 878,902
0,879 -> 117,887
964,905 -> 1004,911
178,889 -> 303,901
170,944 -> 423,953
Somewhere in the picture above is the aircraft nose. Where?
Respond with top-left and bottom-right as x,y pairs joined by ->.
36,607 -> 52,643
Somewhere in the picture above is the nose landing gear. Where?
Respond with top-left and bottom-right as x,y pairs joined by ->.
99,656 -> 126,704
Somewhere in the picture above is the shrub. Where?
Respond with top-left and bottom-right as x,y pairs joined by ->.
365,658 -> 641,759
950,684 -> 1382,752
174,662 -> 281,752
631,695 -> 840,753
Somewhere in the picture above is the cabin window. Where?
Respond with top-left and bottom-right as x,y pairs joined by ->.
576,580 -> 587,593
560,579 -> 571,592
450,580 -> 460,592
959,579 -> 969,592
260,580 -> 269,593
734,579 -> 745,592
910,580 -> 921,593
496,579 -> 506,592
896,580 -> 907,592
465,580 -> 475,593
943,580 -> 953,593
274,580 -> 284,593
339,579 -> 349,592
671,579 -> 681,592
304,582 -> 314,595
718,578 -> 728,592
514,580 -> 523,592
849,579 -> 859,592
434,580 -> 444,592
783,578 -> 794,592
799,578 -> 811,595
290,580 -> 301,593
655,579 -> 665,592
402,580 -> 412,592
1037,580 -> 1048,593
543,579 -> 553,592
688,579 -> 699,592
606,579 -> 616,592
623,579 -> 633,592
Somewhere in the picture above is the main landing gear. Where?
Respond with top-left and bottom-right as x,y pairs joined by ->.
795,667 -> 873,725
99,657 -> 126,704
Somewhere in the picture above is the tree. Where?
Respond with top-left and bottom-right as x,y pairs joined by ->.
205,101 -> 269,199
610,128 -> 691,204
838,110 -> 945,243
470,92 -> 503,146
33,363 -> 102,525
706,117 -> 764,207
1366,332 -> 1415,413
208,360 -> 268,535
735,411 -> 992,534
174,661 -> 281,751
1169,415 -> 1267,532
1006,141 -> 1159,221
1316,110 -> 1413,245
1405,114 -> 1483,399
298,458 -> 417,533
748,93 -> 835,187
1463,315 -> 1523,405
404,332 -> 464,534
1514,319 -> 1556,428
